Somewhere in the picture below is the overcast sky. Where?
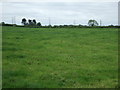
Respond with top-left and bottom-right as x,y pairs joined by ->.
0,1 -> 118,26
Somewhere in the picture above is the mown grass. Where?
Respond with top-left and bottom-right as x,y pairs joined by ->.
2,26 -> 118,88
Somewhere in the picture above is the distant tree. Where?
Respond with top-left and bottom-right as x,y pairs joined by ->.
0,22 -> 5,26
108,24 -> 114,26
21,18 -> 27,25
1,22 -> 5,25
33,19 -> 37,25
88,20 -> 99,26
53,25 -> 58,28
48,24 -> 52,27
2,22 -> 5,25
28,19 -> 33,25
79,24 -> 83,26
37,22 -> 41,26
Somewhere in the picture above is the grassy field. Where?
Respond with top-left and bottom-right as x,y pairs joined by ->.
2,26 -> 118,88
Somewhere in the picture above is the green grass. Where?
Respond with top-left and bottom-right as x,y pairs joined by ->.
2,26 -> 118,88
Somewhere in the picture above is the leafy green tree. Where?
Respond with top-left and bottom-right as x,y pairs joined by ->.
37,22 -> 41,26
33,19 -> 37,25
88,20 -> 99,26
21,18 -> 27,25
28,19 -> 33,25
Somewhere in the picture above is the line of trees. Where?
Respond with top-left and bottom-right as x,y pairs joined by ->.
0,18 -> 119,28
21,18 -> 41,27
21,18 -> 99,27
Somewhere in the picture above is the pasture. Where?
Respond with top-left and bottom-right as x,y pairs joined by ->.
2,26 -> 118,88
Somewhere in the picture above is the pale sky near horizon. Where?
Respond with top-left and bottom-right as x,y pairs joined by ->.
0,0 -> 118,26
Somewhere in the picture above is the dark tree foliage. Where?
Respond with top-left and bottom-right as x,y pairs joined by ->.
28,19 -> 33,25
19,18 -> 119,28
37,22 -> 41,26
33,19 -> 37,25
21,18 -> 27,25
88,20 -> 99,26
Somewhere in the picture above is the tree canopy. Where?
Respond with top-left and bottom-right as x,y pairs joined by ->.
21,18 -> 41,27
88,20 -> 99,26
21,18 -> 27,25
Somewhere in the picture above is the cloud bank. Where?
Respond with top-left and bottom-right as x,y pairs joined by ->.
1,1 -> 118,26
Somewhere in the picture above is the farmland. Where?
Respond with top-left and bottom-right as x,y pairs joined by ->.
2,26 -> 118,88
